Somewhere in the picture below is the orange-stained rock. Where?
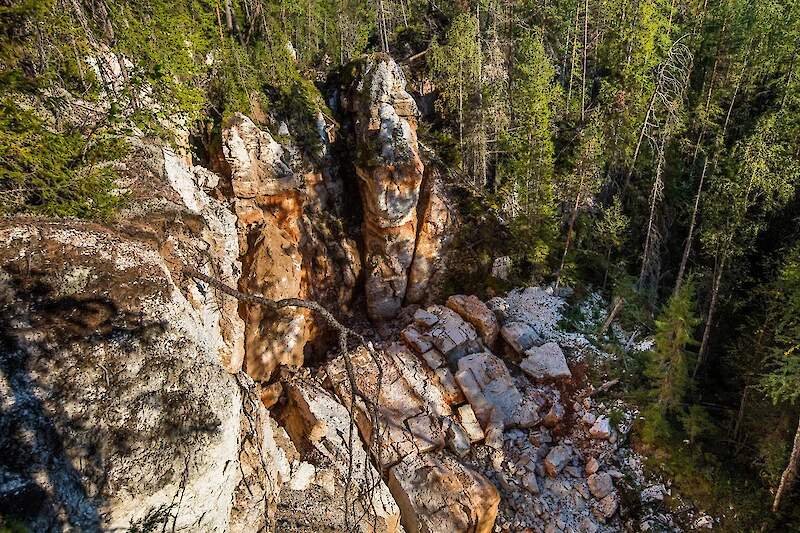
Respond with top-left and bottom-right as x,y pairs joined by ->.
407,171 -> 453,305
345,54 -> 425,320
388,450 -> 500,533
446,294 -> 500,345
239,222 -> 308,381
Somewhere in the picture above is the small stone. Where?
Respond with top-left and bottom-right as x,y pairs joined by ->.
543,402 -> 565,428
458,404 -> 485,442
523,472 -> 540,495
564,465 -> 582,478
491,256 -> 512,281
445,418 -> 472,458
581,412 -> 597,426
585,457 -> 600,475
579,517 -> 599,533
544,445 -> 572,478
589,416 -> 611,439
587,472 -> 614,499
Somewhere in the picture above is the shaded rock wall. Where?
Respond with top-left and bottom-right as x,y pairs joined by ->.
0,147 -> 285,530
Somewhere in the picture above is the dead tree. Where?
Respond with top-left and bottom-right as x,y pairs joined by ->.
182,265 -> 385,532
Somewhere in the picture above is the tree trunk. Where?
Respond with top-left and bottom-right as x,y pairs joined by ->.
566,2 -> 580,114
581,0 -> 589,121
638,136 -> 666,289
674,156 -> 707,294
694,252 -> 725,377
773,415 -> 800,512
555,172 -> 585,289
598,296 -> 625,335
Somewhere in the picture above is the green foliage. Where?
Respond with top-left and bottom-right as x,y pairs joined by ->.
645,280 -> 700,412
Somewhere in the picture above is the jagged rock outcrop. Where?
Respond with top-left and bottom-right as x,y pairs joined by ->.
0,142 -> 285,530
221,113 -> 361,381
344,54 -> 425,320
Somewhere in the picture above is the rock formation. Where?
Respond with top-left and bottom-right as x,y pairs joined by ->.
0,144 -> 284,530
221,113 -> 360,381
344,54 -> 426,320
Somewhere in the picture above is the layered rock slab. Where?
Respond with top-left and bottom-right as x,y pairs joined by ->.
279,379 -> 401,533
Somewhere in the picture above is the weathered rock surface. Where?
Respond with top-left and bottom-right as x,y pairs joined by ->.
279,379 -> 401,532
427,305 -> 479,354
406,172 -> 454,305
0,216 -> 281,531
345,54 -> 425,320
520,342 -> 572,380
388,450 -> 499,533
446,294 -> 500,345
455,352 -> 538,429
544,445 -> 572,478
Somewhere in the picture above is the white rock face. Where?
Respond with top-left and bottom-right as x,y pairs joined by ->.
0,221 -> 282,532
520,342 -> 572,380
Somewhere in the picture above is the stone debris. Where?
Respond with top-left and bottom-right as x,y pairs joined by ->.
543,402 -> 565,428
500,321 -> 543,354
520,342 -> 572,380
587,473 -> 614,499
585,457 -> 600,475
589,416 -> 612,439
447,294 -> 500,345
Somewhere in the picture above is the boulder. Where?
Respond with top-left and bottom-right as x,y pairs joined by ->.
388,451 -> 499,533
587,473 -> 614,499
520,342 -> 572,380
500,322 -> 543,354
544,445 -> 572,478
427,305 -> 479,353
280,379 -> 401,532
446,295 -> 500,345
491,256 -> 512,281
455,352 -> 539,429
